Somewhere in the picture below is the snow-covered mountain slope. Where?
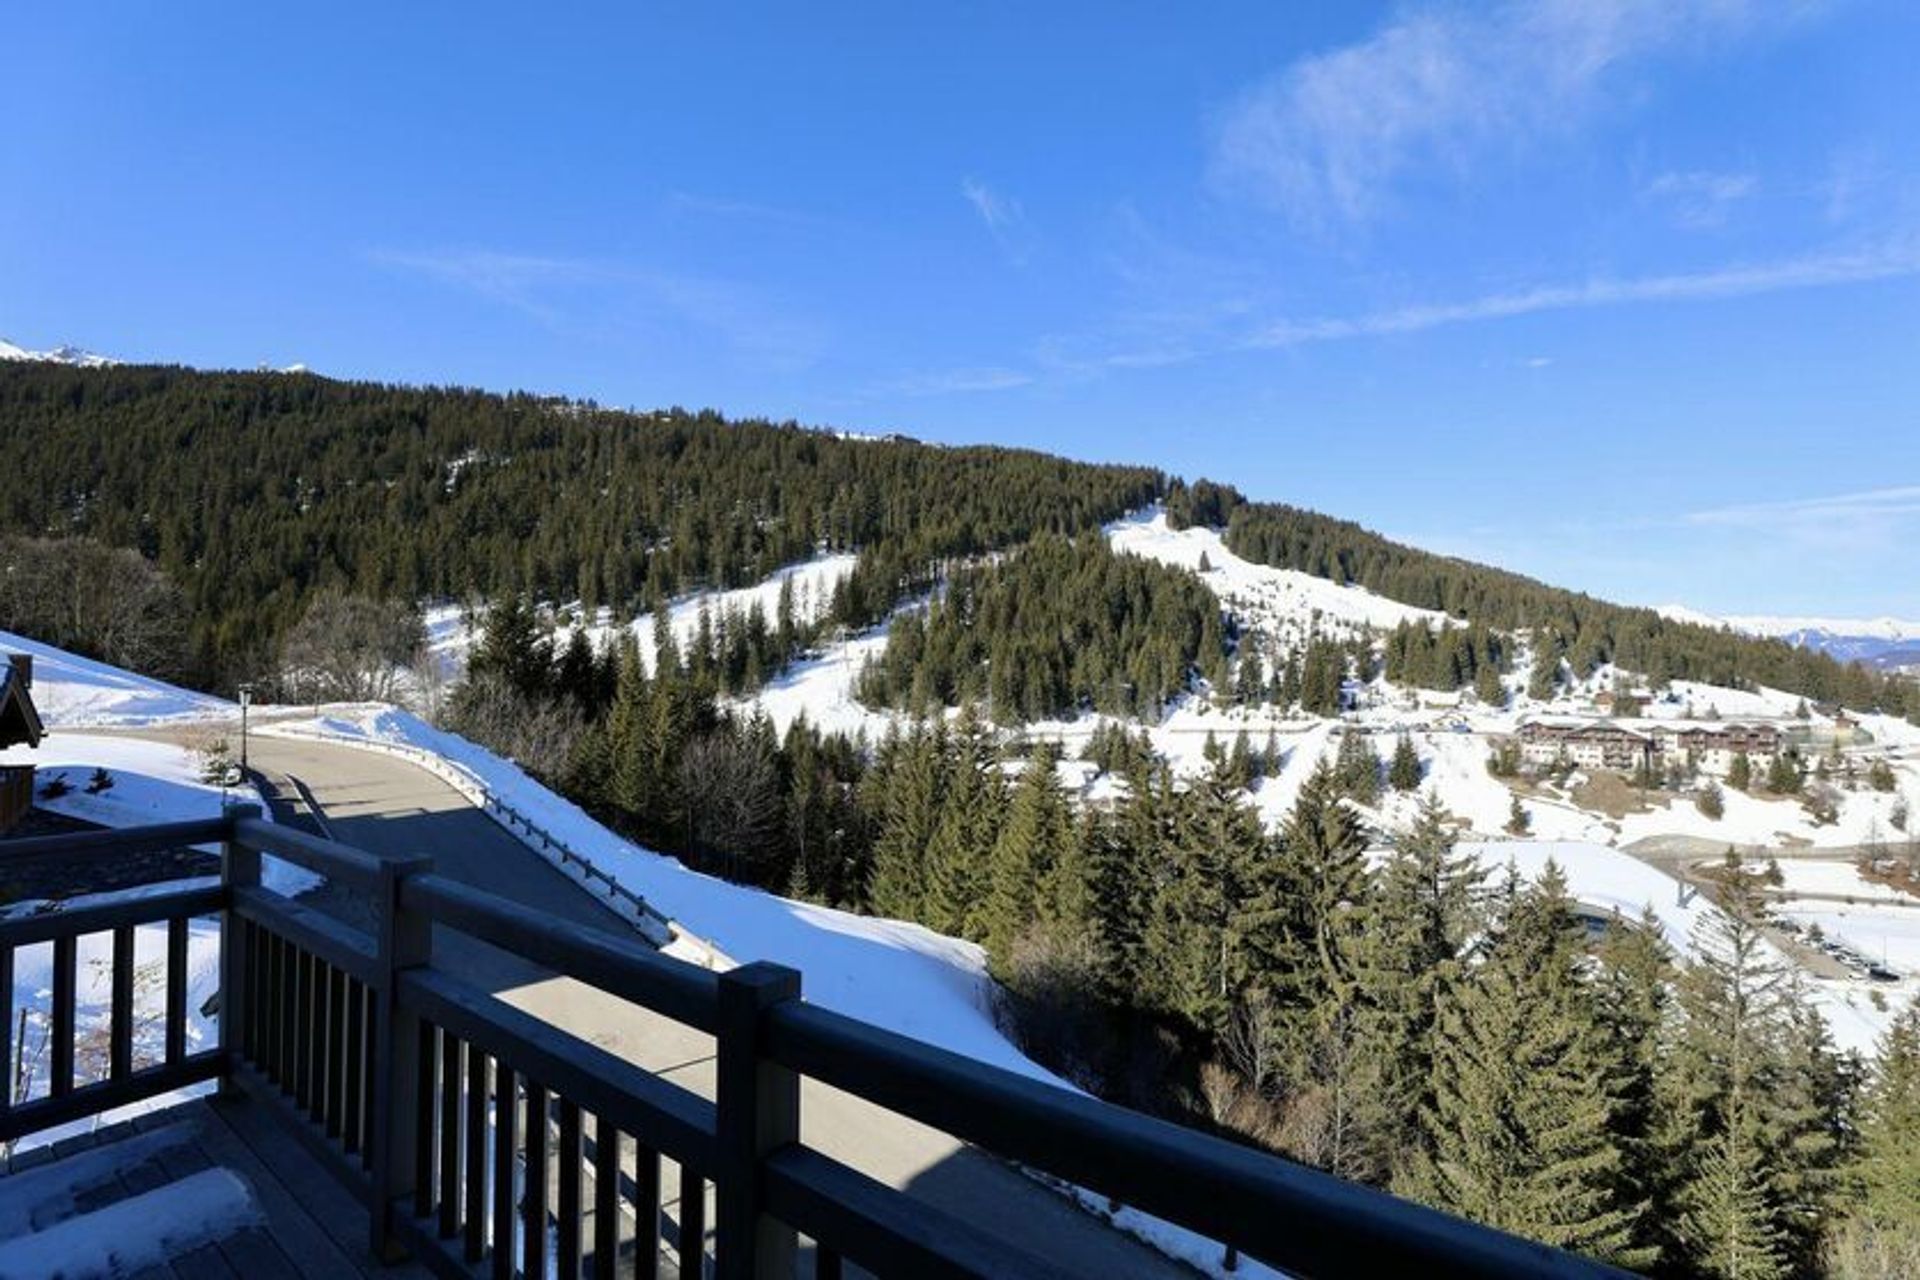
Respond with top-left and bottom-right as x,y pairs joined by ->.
1109,509 -> 1446,647
420,550 -> 860,682
1658,605 -> 1920,670
0,337 -> 116,368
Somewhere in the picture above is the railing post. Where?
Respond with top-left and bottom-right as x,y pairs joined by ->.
219,803 -> 262,1092
714,962 -> 801,1280
368,849 -> 434,1262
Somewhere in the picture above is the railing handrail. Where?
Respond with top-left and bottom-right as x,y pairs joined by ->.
1,811 -> 1635,1279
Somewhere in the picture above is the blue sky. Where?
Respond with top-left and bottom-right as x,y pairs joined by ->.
4,2 -> 1917,617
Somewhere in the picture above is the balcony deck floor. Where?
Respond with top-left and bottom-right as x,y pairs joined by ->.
2,1093 -> 434,1280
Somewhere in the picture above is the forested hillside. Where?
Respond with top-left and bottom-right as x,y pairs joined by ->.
0,363 -> 1160,683
855,534 -> 1228,722
1166,480 -> 1918,718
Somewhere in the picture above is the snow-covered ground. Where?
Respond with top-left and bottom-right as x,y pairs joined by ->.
0,629 -> 231,727
1770,860 -> 1920,904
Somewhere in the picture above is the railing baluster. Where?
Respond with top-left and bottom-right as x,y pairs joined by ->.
441,1033 -> 463,1240
295,947 -> 314,1112
635,1145 -> 660,1280
109,924 -> 134,1081
814,1247 -> 842,1280
593,1120 -> 619,1280
679,1168 -> 705,1280
524,1079 -> 550,1280
50,933 -> 75,1097
326,963 -> 346,1138
243,917 -> 262,1068
415,1021 -> 439,1222
345,977 -> 366,1159
165,915 -> 188,1066
0,944 -> 12,1123
493,1068 -> 518,1280
558,1098 -> 582,1277
466,1050 -> 488,1264
277,932 -> 294,1086
308,954 -> 329,1124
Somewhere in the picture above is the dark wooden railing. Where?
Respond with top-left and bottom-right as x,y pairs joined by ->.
0,810 -> 1631,1279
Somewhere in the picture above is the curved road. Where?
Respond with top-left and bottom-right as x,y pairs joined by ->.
194,729 -> 1197,1279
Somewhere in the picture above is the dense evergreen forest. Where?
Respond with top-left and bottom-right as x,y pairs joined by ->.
1166,480 -> 1918,719
1,363 -> 1909,723
0,363 -> 1159,684
457,603 -> 1920,1278
854,534 -> 1229,722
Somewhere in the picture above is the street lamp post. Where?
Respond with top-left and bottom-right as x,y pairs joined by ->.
238,682 -> 254,776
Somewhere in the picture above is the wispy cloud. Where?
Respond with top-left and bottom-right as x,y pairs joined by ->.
961,177 -> 1032,262
1688,485 -> 1920,527
1212,0 -> 1810,226
1644,169 -> 1759,228
368,247 -> 824,369
1239,240 -> 1920,351
368,249 -> 589,324
1686,484 -> 1920,553
866,365 -> 1036,398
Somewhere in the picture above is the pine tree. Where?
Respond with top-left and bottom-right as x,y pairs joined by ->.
603,635 -> 651,820
1591,913 -> 1676,1268
1145,768 -> 1260,1033
1728,752 -> 1753,792
1332,730 -> 1381,805
1505,793 -> 1531,836
921,711 -> 1004,938
1401,865 -> 1647,1265
983,741 -> 1071,973
1355,794 -> 1486,1159
869,723 -> 946,920
1474,661 -> 1505,708
1388,733 -> 1422,791
1267,761 -> 1369,1013
1665,868 -> 1798,1279
1857,999 -> 1920,1221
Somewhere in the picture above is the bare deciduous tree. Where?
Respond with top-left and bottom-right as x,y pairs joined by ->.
275,591 -> 423,703
0,534 -> 188,678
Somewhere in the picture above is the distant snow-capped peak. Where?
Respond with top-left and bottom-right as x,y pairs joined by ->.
1659,604 -> 1920,670
0,337 -> 117,368
1659,605 -> 1920,643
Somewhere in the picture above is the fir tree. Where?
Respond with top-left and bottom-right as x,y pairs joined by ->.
1850,997 -> 1920,1243
869,723 -> 947,920
921,710 -> 1004,938
984,741 -> 1071,974
1356,794 -> 1486,1159
1402,865 -> 1647,1265
1332,730 -> 1382,805
1388,733 -> 1422,791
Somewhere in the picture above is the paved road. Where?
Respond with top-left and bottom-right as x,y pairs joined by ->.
210,730 -> 1197,1279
